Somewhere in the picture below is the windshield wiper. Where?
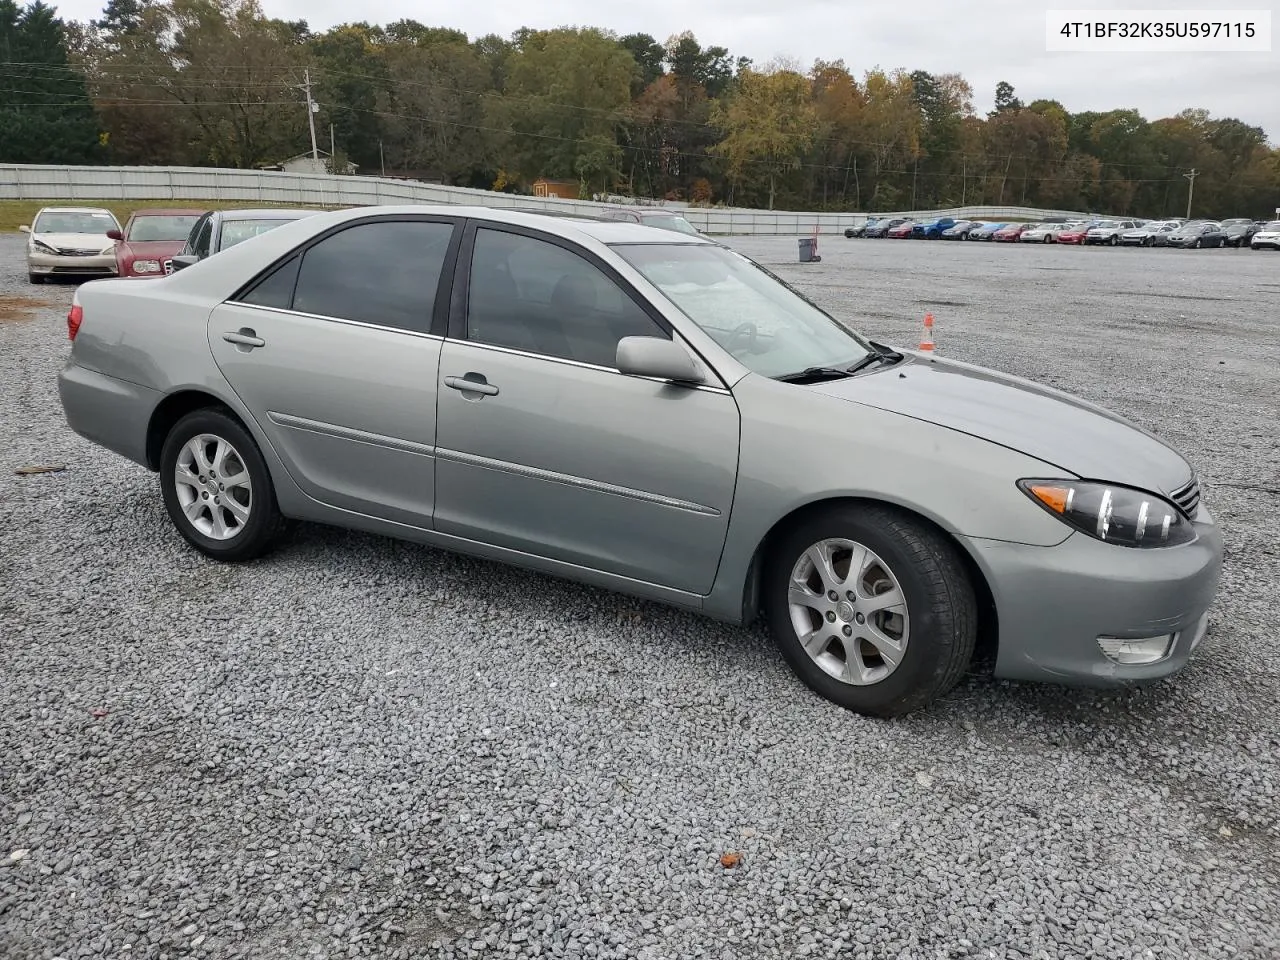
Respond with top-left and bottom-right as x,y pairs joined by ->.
774,365 -> 860,383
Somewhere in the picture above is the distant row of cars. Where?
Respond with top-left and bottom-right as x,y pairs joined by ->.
20,205 -> 321,284
845,215 -> 1280,250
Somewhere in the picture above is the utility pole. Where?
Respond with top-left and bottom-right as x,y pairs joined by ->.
1183,168 -> 1198,218
379,140 -> 385,178
295,68 -> 319,162
330,123 -> 336,174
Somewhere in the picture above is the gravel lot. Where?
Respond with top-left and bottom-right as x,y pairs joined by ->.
2,231 -> 1278,960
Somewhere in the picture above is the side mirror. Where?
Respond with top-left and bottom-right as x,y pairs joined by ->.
18,225 -> 30,233
616,336 -> 705,384
106,229 -> 123,241
168,254 -> 199,272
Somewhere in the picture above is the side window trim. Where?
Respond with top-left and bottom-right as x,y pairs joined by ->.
446,218 -> 674,347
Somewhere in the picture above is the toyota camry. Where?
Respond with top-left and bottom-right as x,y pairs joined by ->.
57,205 -> 1223,717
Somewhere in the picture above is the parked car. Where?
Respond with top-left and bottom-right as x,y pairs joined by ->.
1119,220 -> 1180,246
993,223 -> 1032,242
886,220 -> 917,239
1019,223 -> 1058,243
598,208 -> 702,236
1249,220 -> 1280,250
1220,218 -> 1260,248
845,218 -> 880,238
911,217 -> 956,239
56,204 -> 1221,718
108,208 -> 207,279
940,220 -> 978,239
968,222 -> 1007,240
169,208 -> 323,272
1084,220 -> 1139,245
20,206 -> 122,283
1055,223 -> 1097,245
1165,221 -> 1227,249
864,218 -> 908,238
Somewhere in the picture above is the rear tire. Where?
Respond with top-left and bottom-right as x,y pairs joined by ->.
159,408 -> 287,562
763,503 -> 978,718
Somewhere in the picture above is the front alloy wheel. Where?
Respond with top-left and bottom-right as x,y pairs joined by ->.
764,503 -> 978,717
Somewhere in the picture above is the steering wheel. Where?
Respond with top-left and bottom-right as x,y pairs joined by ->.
725,321 -> 759,357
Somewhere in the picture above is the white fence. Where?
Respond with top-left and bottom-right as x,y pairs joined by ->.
0,163 -> 1108,235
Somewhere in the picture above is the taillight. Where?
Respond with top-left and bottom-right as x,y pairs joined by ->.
67,304 -> 83,340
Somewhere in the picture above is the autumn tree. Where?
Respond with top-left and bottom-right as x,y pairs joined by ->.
711,64 -> 816,209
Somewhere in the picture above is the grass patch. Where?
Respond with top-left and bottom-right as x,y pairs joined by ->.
0,198 -> 348,232
0,294 -> 52,322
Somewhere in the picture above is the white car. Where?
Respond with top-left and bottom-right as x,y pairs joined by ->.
1083,219 -> 1139,246
1250,220 -> 1280,250
20,206 -> 122,284
1019,222 -> 1078,243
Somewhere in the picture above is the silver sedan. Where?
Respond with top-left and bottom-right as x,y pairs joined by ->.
57,205 -> 1223,717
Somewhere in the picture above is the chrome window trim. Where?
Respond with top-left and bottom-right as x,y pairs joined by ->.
223,301 -> 732,395
224,301 -> 443,342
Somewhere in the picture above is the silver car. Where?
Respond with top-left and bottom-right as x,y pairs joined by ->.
20,206 -> 122,283
57,205 -> 1223,717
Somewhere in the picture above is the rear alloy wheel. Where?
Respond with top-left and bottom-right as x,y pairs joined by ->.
764,504 -> 978,717
159,408 -> 286,562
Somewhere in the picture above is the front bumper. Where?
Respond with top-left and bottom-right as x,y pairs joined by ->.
29,249 -> 117,277
962,507 -> 1223,687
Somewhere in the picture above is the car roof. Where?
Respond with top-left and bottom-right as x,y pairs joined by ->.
130,208 -> 207,217
215,208 -> 322,220
37,205 -> 115,214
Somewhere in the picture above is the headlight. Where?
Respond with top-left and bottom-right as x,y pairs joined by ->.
1018,479 -> 1196,548
100,245 -> 115,255
31,239 -> 57,254
132,259 -> 161,273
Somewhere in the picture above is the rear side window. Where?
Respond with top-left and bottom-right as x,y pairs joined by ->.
238,255 -> 300,310
290,220 -> 455,334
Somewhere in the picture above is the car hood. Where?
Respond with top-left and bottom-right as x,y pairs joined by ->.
31,232 -> 114,249
810,354 -> 1193,495
119,239 -> 187,257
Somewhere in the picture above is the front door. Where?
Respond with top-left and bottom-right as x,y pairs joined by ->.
433,222 -> 740,595
208,215 -> 460,528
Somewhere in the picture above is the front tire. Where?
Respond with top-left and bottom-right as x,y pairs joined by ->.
159,408 -> 286,562
763,504 -> 978,718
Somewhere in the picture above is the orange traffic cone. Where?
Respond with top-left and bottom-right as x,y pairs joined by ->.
919,312 -> 935,352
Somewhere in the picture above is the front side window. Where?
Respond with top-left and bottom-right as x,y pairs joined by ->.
466,227 -> 666,368
290,220 -> 455,334
612,242 -> 874,379
190,217 -> 213,258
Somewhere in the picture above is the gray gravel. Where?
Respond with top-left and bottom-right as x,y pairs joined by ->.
2,231 -> 1278,960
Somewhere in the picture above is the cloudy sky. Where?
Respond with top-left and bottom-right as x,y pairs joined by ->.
52,0 -> 1280,142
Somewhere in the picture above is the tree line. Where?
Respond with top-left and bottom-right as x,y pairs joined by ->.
3,0 -> 1278,217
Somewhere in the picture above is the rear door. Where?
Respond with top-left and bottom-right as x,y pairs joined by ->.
207,213 -> 461,528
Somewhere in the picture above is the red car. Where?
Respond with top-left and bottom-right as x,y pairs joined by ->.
1055,225 -> 1091,244
993,223 -> 1030,242
887,220 -> 916,239
109,208 -> 207,279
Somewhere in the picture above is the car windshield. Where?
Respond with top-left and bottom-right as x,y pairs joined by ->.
642,214 -> 700,235
1261,221 -> 1280,231
33,211 -> 117,234
612,242 -> 874,379
126,214 -> 202,242
1221,218 -> 1252,226
219,218 -> 296,250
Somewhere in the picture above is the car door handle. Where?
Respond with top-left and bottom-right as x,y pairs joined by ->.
444,375 -> 498,397
223,329 -> 265,348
